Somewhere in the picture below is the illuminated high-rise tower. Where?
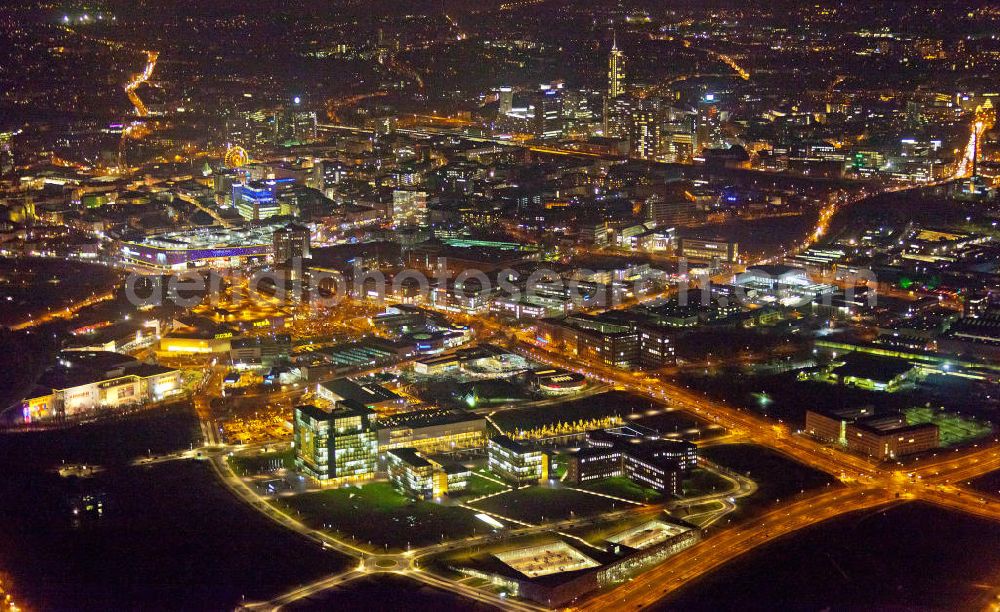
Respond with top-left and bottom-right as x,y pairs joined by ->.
629,109 -> 661,160
608,32 -> 626,98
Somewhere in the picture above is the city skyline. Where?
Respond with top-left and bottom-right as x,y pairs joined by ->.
0,1 -> 999,611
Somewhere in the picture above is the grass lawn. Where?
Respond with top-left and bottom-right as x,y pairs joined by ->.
276,482 -> 483,551
682,468 -> 733,498
904,407 -> 992,447
579,476 -> 663,503
454,470 -> 510,499
701,444 -> 836,521
680,500 -> 726,516
968,469 -> 1000,497
471,486 -> 623,523
228,449 -> 294,476
549,458 -> 569,480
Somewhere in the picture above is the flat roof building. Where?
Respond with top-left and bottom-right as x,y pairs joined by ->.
21,352 -> 181,422
385,447 -> 470,500
293,401 -> 378,486
377,409 -> 486,455
678,237 -> 739,264
846,416 -> 939,461
316,378 -> 406,415
537,314 -> 640,369
120,224 -> 281,273
830,354 -> 918,392
564,434 -> 693,496
488,436 -> 549,485
806,408 -> 939,460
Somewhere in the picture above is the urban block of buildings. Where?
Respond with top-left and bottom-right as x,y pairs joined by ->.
805,407 -> 940,460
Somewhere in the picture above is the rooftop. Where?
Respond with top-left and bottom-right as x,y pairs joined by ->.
387,447 -> 433,468
833,353 -> 916,382
852,415 -> 938,436
318,378 -> 402,405
376,408 -> 483,430
124,223 -> 284,251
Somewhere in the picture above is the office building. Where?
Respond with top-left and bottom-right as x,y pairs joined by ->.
678,237 -> 740,264
645,195 -> 698,227
392,189 -> 428,228
312,159 -> 348,194
376,409 -> 486,455
498,86 -> 514,114
629,110 -> 661,160
316,378 -> 406,415
274,105 -> 317,145
233,178 -> 297,221
805,407 -> 875,446
638,325 -> 676,367
566,446 -> 624,483
608,34 -> 626,98
533,88 -> 563,140
273,222 -> 311,265
564,434 -> 693,495
845,416 -> 939,460
806,408 -> 939,460
604,95 -> 634,139
536,314 -> 640,369
488,436 -> 549,485
385,447 -> 470,500
230,334 -> 292,368
293,402 -> 379,486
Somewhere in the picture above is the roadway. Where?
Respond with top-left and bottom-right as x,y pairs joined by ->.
180,309 -> 1000,612
578,487 -> 897,610
512,338 -> 880,483
505,334 -> 1000,609
9,290 -> 116,331
125,50 -> 158,118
